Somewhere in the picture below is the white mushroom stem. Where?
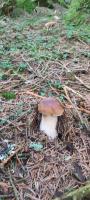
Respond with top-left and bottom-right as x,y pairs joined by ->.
40,115 -> 58,139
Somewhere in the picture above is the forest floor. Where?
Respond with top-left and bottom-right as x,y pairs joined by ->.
0,5 -> 90,200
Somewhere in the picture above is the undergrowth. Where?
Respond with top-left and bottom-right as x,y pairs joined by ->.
63,0 -> 90,43
16,0 -> 36,13
65,0 -> 90,25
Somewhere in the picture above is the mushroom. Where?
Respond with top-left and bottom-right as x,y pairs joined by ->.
38,97 -> 64,139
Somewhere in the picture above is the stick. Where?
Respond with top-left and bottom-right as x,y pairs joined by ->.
63,86 -> 85,100
58,61 -> 90,90
25,91 -> 45,99
77,107 -> 90,115
63,86 -> 85,123
65,104 -> 90,115
63,86 -> 72,105
75,75 -> 90,90
0,194 -> 14,198
0,109 -> 31,131
22,90 -> 90,115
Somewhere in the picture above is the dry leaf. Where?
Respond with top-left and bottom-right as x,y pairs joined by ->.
44,21 -> 57,29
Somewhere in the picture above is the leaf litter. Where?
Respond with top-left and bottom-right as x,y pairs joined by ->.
0,6 -> 90,200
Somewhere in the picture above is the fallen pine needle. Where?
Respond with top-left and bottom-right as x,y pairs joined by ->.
63,85 -> 85,100
0,145 -> 23,168
75,75 -> 90,90
65,104 -> 90,115
22,90 -> 90,115
8,169 -> 20,200
24,91 -> 45,99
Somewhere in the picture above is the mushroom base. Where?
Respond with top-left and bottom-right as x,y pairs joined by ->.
40,115 -> 58,139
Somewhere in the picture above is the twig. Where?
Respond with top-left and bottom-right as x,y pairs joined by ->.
7,119 -> 22,131
0,145 -> 23,168
63,85 -> 85,100
16,155 -> 26,172
0,194 -> 14,198
63,86 -> 84,123
25,193 -> 40,200
0,80 -> 24,91
0,109 -> 31,131
23,90 -> 90,115
77,38 -> 90,46
21,54 -> 41,77
8,169 -> 20,200
55,61 -> 90,90
75,75 -> 90,90
77,107 -> 90,115
25,91 -> 45,99
63,86 -> 72,105
65,104 -> 90,115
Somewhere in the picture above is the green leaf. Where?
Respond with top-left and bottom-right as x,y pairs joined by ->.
18,63 -> 27,72
63,52 -> 69,59
59,94 -> 65,101
0,74 -> 8,80
0,118 -> 8,126
39,91 -> 46,97
53,80 -> 63,89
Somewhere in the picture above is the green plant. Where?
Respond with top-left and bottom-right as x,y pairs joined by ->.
0,73 -> 8,80
16,0 -> 36,13
59,94 -> 65,101
65,0 -> 90,25
53,80 -> 63,89
0,0 -> 36,16
66,24 -> 74,38
0,118 -> 8,126
18,62 -> 27,72
0,60 -> 12,69
47,80 -> 63,89
2,91 -> 16,100
63,0 -> 90,42
58,0 -> 70,7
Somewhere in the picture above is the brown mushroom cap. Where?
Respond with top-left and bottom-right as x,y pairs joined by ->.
38,97 -> 64,116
